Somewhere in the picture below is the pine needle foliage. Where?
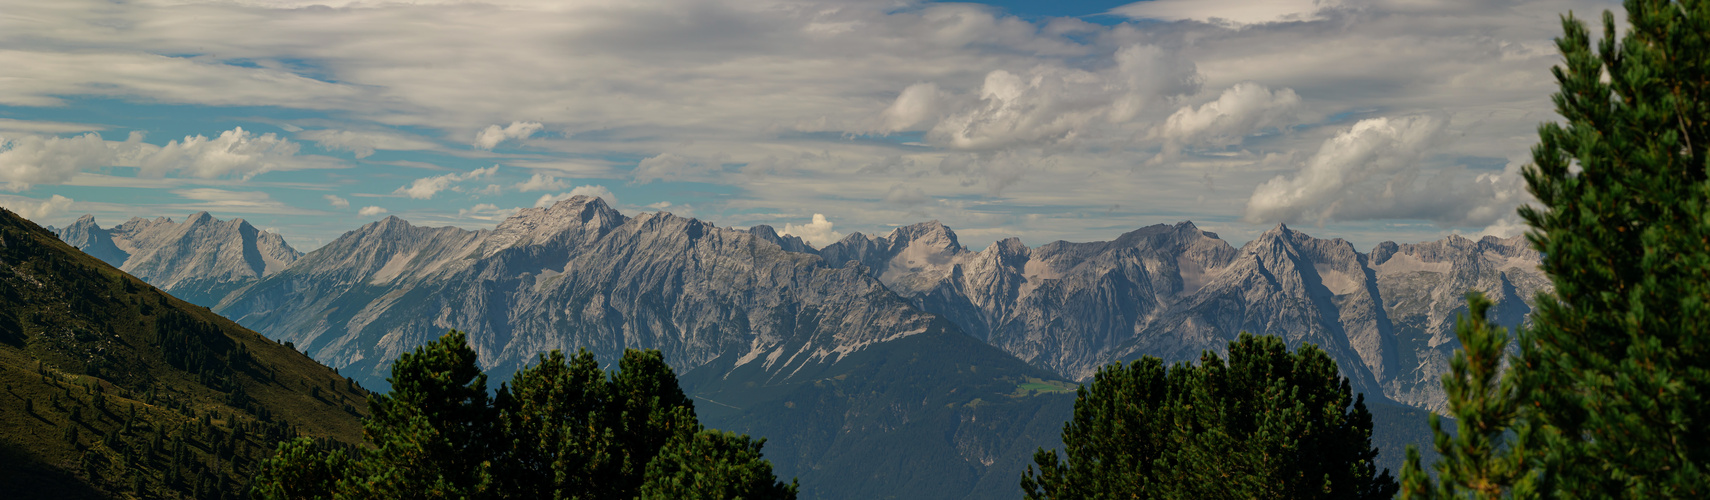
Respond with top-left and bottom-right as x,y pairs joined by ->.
253,330 -> 797,500
1405,1 -> 1709,497
1021,333 -> 1397,499
1400,293 -> 1540,499
1517,2 -> 1710,495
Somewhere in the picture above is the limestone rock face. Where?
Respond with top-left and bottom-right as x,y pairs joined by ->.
1370,234 -> 1545,410
54,212 -> 302,306
215,196 -> 943,389
828,221 -> 1546,412
73,198 -> 1546,412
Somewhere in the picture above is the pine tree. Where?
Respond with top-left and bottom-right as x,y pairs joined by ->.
491,349 -> 617,499
253,330 -> 796,499
1515,1 -> 1710,495
608,348 -> 701,495
1401,293 -> 1541,499
354,329 -> 497,499
1404,1 -> 1709,497
639,417 -> 799,500
251,437 -> 353,500
1021,333 -> 1396,499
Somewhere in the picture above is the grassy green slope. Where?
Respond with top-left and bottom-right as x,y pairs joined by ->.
0,208 -> 368,499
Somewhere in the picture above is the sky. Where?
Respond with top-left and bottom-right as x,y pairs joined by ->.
0,0 -> 1624,251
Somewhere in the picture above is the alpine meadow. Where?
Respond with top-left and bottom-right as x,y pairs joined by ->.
0,0 -> 1705,499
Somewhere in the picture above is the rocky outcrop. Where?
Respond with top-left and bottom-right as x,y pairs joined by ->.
53,212 -> 302,307
1370,234 -> 1545,410
75,200 -> 1546,413
826,221 -> 1547,412
215,196 -> 946,390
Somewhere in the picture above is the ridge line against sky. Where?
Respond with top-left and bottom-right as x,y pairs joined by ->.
0,0 -> 1620,251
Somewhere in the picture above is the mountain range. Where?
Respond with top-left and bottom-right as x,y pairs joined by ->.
52,213 -> 301,307
51,198 -> 1539,498
817,219 -> 1546,412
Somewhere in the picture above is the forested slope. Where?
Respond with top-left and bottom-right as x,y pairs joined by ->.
0,208 -> 366,499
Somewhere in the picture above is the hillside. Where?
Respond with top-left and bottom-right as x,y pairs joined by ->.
0,208 -> 365,499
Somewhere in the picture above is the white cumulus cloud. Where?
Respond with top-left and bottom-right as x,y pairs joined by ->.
473,121 -> 544,150
324,194 -> 350,208
877,83 -> 947,134
920,44 -> 1199,150
0,194 -> 73,222
0,127 -> 313,191
1246,116 -> 1444,223
1243,115 -> 1527,227
394,165 -> 500,199
358,206 -> 388,216
780,213 -> 844,248
131,127 -> 302,179
0,133 -> 118,190
1158,82 -> 1301,155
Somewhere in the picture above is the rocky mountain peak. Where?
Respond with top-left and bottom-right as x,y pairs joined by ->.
480,196 -> 626,257
1371,241 -> 1401,265
886,220 -> 962,252
748,224 -> 814,254
186,211 -> 214,225
56,213 -> 128,267
53,212 -> 303,307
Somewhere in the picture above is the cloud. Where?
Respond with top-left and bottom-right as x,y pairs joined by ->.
394,165 -> 500,199
0,49 -> 364,109
0,127 -> 318,191
916,44 -> 1200,150
514,173 -> 569,192
533,184 -> 618,207
1243,115 -> 1526,226
0,194 -> 74,222
135,127 -> 302,179
457,202 -> 520,221
779,214 -> 844,248
0,0 -> 1616,246
473,122 -> 544,150
358,206 -> 388,216
1158,82 -> 1301,155
299,129 -> 439,158
0,133 -> 120,191
877,83 -> 947,134
883,184 -> 928,206
324,194 -> 350,208
0,119 -> 106,134
169,188 -> 320,215
632,153 -> 724,184
1111,0 -> 1331,25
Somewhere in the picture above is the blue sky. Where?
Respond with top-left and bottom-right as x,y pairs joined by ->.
0,0 -> 1622,251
